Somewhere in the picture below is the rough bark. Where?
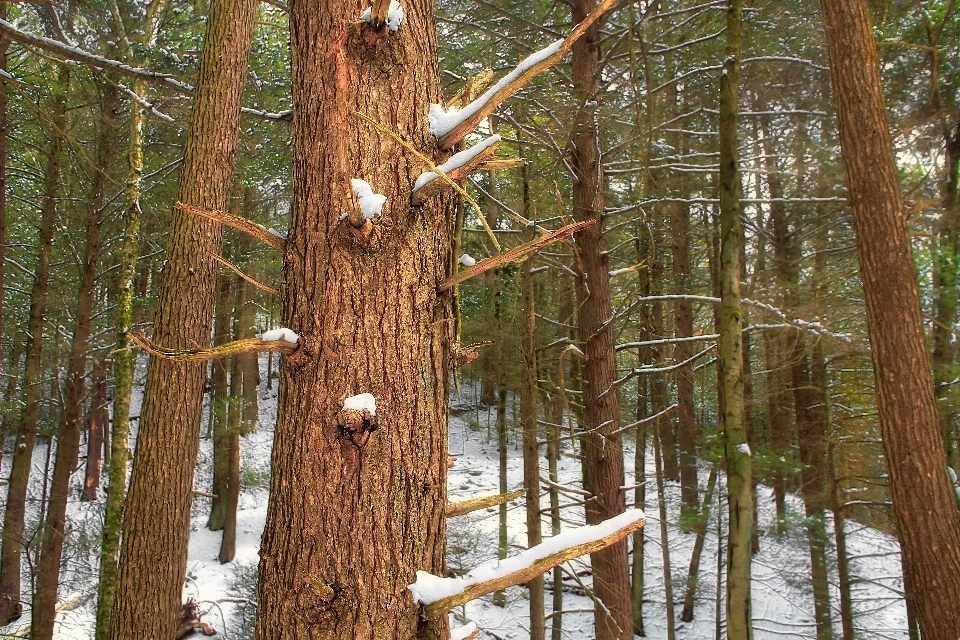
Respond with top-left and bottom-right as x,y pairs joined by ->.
718,0 -> 752,637
254,2 -> 452,637
32,79 -> 119,640
111,2 -> 257,637
819,1 -> 960,637
569,1 -> 630,637
0,65 -> 68,626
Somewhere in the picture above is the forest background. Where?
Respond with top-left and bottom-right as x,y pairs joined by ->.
0,0 -> 956,639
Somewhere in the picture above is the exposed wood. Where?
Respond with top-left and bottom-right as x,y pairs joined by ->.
446,489 -> 525,517
128,332 -> 296,361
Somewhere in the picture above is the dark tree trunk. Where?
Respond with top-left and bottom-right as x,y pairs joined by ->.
254,2 -> 452,637
32,79 -> 120,640
672,199 -> 697,521
819,1 -> 960,637
111,2 -> 257,637
83,358 -> 108,501
208,275 -> 233,530
0,66 -> 68,626
570,1 -> 630,637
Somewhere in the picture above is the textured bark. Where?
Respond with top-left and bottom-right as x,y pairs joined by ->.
208,275 -> 233,531
819,1 -> 960,637
718,0 -> 752,637
569,1 -> 630,638
254,2 -> 451,637
32,79 -> 119,640
83,359 -> 108,501
111,2 -> 257,637
672,199 -> 697,522
0,66 -> 67,626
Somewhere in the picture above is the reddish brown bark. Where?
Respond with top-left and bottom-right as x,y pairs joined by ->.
110,2 -> 257,637
254,2 -> 452,637
819,1 -> 960,637
672,199 -> 698,521
570,1 -> 631,637
0,66 -> 68,625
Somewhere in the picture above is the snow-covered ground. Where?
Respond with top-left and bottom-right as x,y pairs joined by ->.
0,355 -> 909,639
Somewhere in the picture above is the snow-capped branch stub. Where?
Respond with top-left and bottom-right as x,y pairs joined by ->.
408,508 -> 645,616
350,179 -> 387,219
261,328 -> 299,344
359,1 -> 405,32
412,135 -> 502,196
428,41 -> 562,143
458,254 -> 477,267
736,443 -> 751,456
342,393 -> 376,416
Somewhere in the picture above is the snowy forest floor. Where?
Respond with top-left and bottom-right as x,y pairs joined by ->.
1,355 -> 908,639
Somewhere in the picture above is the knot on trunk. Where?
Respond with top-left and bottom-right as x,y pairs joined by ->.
336,407 -> 378,447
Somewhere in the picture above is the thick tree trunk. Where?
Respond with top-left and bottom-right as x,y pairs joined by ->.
569,1 -> 630,637
718,0 -> 752,637
32,80 -> 119,640
111,3 -> 256,637
83,359 -> 108,501
254,2 -> 452,637
819,1 -> 960,637
0,66 -> 68,625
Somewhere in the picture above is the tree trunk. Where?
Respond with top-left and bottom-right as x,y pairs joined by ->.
254,2 -> 452,637
654,427 -> 676,640
32,79 -> 119,640
111,2 -> 257,637
239,186 -> 260,434
819,1 -> 960,637
219,303 -> 243,564
0,3 -> 8,363
208,275 -> 233,530
672,199 -> 697,522
681,466 -> 718,622
570,1 -> 630,637
83,358 -> 108,501
0,65 -> 68,626
718,0 -> 752,637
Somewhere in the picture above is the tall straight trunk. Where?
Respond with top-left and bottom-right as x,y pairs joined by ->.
654,427 -> 676,640
520,170 -> 544,636
239,186 -> 259,433
208,275 -> 233,530
32,80 -> 119,640
0,3 -> 7,361
219,302 -> 243,564
570,2 -> 630,637
0,66 -> 68,625
819,1 -> 960,637
83,358 -> 108,501
111,3 -> 257,637
494,370 -> 508,607
672,199 -> 697,522
632,238 -> 651,637
255,2 -> 452,636
718,0 -> 752,637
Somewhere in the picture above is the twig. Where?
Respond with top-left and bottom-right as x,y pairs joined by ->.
447,489 -> 526,517
176,202 -> 286,252
211,253 -> 279,296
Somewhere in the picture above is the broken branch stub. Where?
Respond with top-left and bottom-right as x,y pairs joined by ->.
438,220 -> 595,292
411,509 -> 646,618
434,0 -> 616,150
129,332 -> 296,362
411,138 -> 503,204
176,201 -> 287,252
446,489 -> 525,518
369,0 -> 392,28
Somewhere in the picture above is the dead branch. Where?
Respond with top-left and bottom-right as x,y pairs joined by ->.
411,138 -> 503,204
446,489 -> 525,517
211,253 -> 279,296
435,0 -> 615,149
176,202 -> 287,252
438,220 -> 594,292
129,331 -> 296,362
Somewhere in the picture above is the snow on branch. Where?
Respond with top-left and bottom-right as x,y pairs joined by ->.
129,332 -> 296,362
408,509 -> 645,617
176,202 -> 287,252
446,489 -> 525,518
361,0 -> 404,32
411,135 -> 502,203
437,220 -> 594,292
429,0 -> 616,149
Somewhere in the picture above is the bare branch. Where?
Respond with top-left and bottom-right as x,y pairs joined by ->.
210,253 -> 279,296
176,202 -> 287,253
129,332 -> 296,362
446,489 -> 525,517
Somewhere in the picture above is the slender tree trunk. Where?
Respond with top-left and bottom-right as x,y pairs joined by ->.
208,275 -> 233,530
219,303 -> 243,564
681,466 -> 718,622
239,186 -> 259,433
0,66 -> 68,625
254,2 -> 452,636
111,3 -> 257,637
32,80 -> 119,640
0,3 -> 8,362
83,358 -> 108,501
718,0 -> 752,637
672,199 -> 697,522
819,2 -> 960,637
654,426 -> 675,640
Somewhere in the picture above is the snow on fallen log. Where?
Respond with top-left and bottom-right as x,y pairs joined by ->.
409,508 -> 645,617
